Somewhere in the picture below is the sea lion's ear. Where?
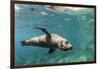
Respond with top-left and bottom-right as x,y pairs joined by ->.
48,48 -> 56,54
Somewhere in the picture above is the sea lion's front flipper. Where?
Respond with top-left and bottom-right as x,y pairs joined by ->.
48,48 -> 56,54
35,27 -> 51,38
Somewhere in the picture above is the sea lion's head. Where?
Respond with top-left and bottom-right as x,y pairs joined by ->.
59,41 -> 72,51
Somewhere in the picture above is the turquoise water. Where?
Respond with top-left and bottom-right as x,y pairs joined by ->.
15,4 -> 95,66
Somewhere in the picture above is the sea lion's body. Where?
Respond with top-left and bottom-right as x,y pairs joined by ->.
25,34 -> 67,48
21,28 -> 72,53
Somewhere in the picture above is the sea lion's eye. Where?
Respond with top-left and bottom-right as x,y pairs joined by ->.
66,41 -> 68,44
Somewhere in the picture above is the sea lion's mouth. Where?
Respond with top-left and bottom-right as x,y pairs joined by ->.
61,46 -> 72,51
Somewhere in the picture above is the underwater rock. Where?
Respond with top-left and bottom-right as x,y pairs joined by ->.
81,16 -> 87,20
51,14 -> 55,16
63,57 -> 72,62
48,58 -> 56,63
15,57 -> 22,65
79,55 -> 87,62
89,44 -> 94,49
88,19 -> 94,24
24,59 -> 31,65
57,59 -> 65,63
41,12 -> 48,16
64,18 -> 70,21
24,57 -> 36,65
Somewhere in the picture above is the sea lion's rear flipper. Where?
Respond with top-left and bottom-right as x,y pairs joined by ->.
35,27 -> 51,38
48,48 -> 56,54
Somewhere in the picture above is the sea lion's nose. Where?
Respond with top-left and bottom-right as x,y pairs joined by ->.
70,46 -> 72,50
68,43 -> 72,48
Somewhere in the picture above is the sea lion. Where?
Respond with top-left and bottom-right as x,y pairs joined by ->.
21,28 -> 72,54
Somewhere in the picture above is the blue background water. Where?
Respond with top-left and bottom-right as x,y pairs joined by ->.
15,4 -> 95,66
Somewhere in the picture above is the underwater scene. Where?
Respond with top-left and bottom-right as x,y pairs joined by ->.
14,4 -> 95,66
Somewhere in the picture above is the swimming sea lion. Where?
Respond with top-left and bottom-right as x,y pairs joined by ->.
21,28 -> 72,54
